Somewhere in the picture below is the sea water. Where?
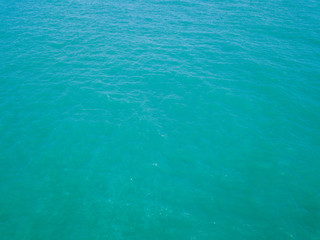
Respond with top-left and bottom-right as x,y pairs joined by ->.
0,0 -> 319,239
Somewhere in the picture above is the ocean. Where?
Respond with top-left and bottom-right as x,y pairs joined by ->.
0,0 -> 319,239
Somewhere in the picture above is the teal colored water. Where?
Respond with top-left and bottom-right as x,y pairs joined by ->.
1,0 -> 320,239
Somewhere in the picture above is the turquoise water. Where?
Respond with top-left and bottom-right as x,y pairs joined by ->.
1,0 -> 320,239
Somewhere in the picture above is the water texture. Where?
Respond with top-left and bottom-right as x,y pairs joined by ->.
1,0 -> 320,239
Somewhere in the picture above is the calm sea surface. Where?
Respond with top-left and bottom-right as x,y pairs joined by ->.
1,0 -> 320,239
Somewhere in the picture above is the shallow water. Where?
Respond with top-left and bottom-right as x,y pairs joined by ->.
1,0 -> 320,239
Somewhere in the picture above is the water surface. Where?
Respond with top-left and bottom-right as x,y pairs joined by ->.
1,0 -> 320,239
